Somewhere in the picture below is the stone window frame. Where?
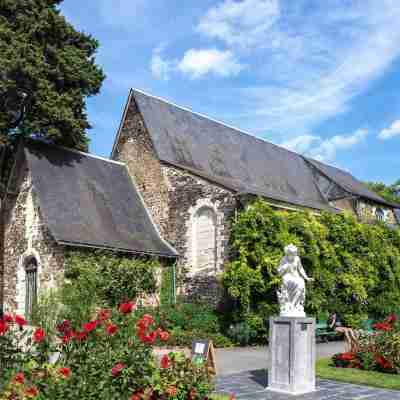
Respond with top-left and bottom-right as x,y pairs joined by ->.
16,249 -> 42,317
186,199 -> 223,277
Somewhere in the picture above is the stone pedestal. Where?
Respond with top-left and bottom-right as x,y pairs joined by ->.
268,316 -> 316,395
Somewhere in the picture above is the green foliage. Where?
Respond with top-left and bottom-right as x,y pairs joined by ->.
139,303 -> 232,348
0,0 -> 105,149
60,250 -> 159,328
160,263 -> 176,306
222,199 -> 400,335
364,180 -> 400,205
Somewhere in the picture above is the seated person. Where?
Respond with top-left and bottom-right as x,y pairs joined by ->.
328,312 -> 358,352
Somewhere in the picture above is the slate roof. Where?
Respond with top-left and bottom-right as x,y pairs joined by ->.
129,89 -> 333,212
306,158 -> 399,208
25,141 -> 177,257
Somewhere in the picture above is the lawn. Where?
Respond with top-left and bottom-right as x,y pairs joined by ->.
317,358 -> 400,391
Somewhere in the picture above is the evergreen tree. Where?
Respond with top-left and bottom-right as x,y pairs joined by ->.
0,0 -> 105,150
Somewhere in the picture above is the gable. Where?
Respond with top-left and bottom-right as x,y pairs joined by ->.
24,141 -> 177,257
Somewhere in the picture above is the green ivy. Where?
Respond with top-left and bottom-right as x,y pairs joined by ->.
222,199 -> 400,329
60,250 -> 159,327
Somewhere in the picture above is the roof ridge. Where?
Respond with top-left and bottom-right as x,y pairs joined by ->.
26,139 -> 125,166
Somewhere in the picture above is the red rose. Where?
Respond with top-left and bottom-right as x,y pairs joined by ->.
373,322 -> 392,332
119,301 -> 136,314
75,331 -> 88,342
111,362 -> 125,377
83,320 -> 99,333
62,330 -> 74,344
161,354 -> 170,369
33,327 -> 46,343
59,367 -> 71,378
130,390 -> 143,400
0,320 -> 8,336
159,330 -> 169,342
3,313 -> 13,323
13,372 -> 25,385
15,315 -> 27,327
375,354 -> 393,370
385,314 -> 397,324
98,309 -> 112,321
139,330 -> 157,344
105,323 -> 118,336
57,320 -> 71,334
339,352 -> 355,361
25,386 -> 39,398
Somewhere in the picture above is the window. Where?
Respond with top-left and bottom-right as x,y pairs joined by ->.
25,257 -> 38,321
194,207 -> 217,274
376,208 -> 385,222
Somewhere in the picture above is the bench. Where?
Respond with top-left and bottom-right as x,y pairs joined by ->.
316,320 -> 341,342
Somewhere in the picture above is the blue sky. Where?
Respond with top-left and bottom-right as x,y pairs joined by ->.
60,0 -> 400,184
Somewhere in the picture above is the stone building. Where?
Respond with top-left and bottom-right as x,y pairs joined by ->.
0,140 -> 177,317
1,88 -> 399,316
111,89 -> 400,282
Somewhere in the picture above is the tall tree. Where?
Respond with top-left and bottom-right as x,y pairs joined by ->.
364,180 -> 400,204
0,0 -> 105,150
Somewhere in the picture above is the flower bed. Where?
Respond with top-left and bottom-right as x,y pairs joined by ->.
0,302 -> 213,399
332,314 -> 399,375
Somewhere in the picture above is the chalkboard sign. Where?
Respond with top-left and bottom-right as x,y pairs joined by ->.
191,340 -> 217,375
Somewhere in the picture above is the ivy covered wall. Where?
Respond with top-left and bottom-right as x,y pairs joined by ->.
222,199 -> 400,328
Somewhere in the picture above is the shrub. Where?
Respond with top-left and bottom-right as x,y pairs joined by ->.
332,314 -> 399,375
222,199 -> 400,338
0,303 -> 213,399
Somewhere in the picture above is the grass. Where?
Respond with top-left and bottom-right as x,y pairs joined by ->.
317,358 -> 400,391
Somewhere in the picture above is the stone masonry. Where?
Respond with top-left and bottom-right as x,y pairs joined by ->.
2,162 -> 65,314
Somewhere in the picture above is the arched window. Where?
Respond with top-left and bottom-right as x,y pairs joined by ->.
194,207 -> 217,274
25,257 -> 38,321
376,208 -> 385,222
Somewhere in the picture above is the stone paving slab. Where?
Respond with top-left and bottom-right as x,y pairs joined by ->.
214,370 -> 400,400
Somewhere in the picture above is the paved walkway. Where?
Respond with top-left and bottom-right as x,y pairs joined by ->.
215,341 -> 345,376
215,370 -> 400,400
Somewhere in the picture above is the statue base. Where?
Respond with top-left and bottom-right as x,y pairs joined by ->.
267,316 -> 316,395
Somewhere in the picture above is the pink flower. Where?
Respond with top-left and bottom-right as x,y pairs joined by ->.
111,362 -> 126,377
33,327 -> 46,343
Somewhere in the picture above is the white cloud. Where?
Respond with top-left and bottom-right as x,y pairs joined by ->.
177,48 -> 244,79
195,1 -> 400,137
197,0 -> 280,48
150,47 -> 173,81
378,120 -> 400,140
281,129 -> 368,163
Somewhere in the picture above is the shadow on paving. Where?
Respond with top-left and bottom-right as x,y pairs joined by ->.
214,369 -> 400,400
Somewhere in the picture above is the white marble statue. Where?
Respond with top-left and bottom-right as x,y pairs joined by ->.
277,244 -> 313,317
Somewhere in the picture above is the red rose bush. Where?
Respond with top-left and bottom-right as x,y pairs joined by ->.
332,314 -> 399,374
0,302 -> 213,400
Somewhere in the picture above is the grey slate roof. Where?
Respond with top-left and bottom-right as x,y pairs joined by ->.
305,158 -> 399,208
25,141 -> 177,257
131,89 -> 333,211
126,89 -> 398,212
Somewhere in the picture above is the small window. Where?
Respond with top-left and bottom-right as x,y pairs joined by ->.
25,258 -> 38,321
194,207 -> 217,274
376,208 -> 385,222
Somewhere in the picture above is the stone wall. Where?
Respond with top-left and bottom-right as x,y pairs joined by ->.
2,163 -> 65,314
113,97 -> 170,237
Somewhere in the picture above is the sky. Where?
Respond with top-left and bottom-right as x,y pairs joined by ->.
60,0 -> 400,184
